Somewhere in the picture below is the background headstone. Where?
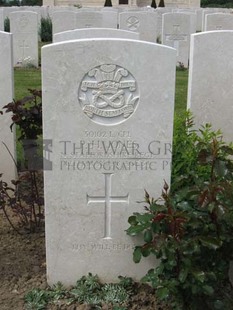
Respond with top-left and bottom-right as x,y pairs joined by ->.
0,31 -> 16,185
155,7 -> 173,40
204,13 -> 233,31
187,31 -> 233,143
164,0 -> 200,8
102,11 -> 118,29
0,9 -> 4,31
202,8 -> 231,31
52,11 -> 76,35
42,38 -> 176,285
119,11 -> 158,42
53,28 -> 140,42
162,12 -> 192,67
76,11 -> 103,28
10,11 -> 38,67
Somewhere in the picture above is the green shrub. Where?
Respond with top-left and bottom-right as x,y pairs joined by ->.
201,0 -> 233,7
39,17 -> 52,43
4,17 -> 10,32
21,0 -> 42,5
151,0 -> 157,8
127,116 -> 233,309
25,274 -> 133,309
171,111 -> 212,191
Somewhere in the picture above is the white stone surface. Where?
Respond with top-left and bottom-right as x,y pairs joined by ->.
42,38 -> 176,285
0,9 -> 4,31
195,8 -> 203,31
10,11 -> 38,67
43,0 -> 55,5
52,11 -> 76,35
3,7 -> 20,19
155,7 -> 173,40
162,12 -> 192,67
0,31 -> 16,185
187,31 -> 233,143
53,28 -> 139,42
173,10 -> 197,33
119,11 -> 158,42
204,13 -> 233,31
41,6 -> 49,18
102,11 -> 118,28
164,0 -> 200,8
76,11 -> 103,28
202,8 -> 231,31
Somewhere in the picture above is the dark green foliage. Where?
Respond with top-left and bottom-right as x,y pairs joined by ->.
201,0 -> 233,7
25,274 -> 134,309
127,116 -> 233,309
3,0 -> 20,5
1,92 -> 44,233
4,17 -> 10,32
104,0 -> 113,6
24,289 -> 50,310
2,89 -> 42,141
0,170 -> 44,234
21,0 -> 42,5
158,0 -> 165,7
39,17 -> 52,42
151,0 -> 157,8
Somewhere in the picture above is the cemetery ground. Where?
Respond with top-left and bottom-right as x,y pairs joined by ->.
0,67 -> 189,310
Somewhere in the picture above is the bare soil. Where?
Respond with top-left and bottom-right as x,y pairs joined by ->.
0,212 -> 169,310
0,212 -> 46,310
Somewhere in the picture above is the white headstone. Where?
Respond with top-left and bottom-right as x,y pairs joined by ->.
102,11 -> 118,29
204,13 -> 233,31
195,8 -> 203,31
155,7 -> 173,40
162,12 -> 192,67
42,38 -> 176,285
119,11 -> 158,42
52,11 -> 76,35
202,8 -> 231,31
3,7 -> 20,19
187,31 -> 233,143
0,9 -> 4,31
53,28 -> 140,43
41,6 -> 49,19
0,31 -> 16,185
10,11 -> 38,67
76,11 -> 103,28
43,0 -> 55,5
172,9 -> 197,32
165,0 -> 200,8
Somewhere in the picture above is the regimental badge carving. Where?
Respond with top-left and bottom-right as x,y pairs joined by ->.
78,64 -> 139,125
126,16 -> 140,31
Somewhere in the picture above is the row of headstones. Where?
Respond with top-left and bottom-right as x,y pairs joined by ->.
1,29 -> 233,283
1,6 -> 233,30
2,9 -> 233,68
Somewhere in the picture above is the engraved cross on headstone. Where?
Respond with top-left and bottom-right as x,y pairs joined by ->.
165,24 -> 188,56
87,173 -> 129,240
19,40 -> 30,61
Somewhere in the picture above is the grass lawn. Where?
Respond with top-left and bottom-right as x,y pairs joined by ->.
175,69 -> 189,114
14,68 -> 41,100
